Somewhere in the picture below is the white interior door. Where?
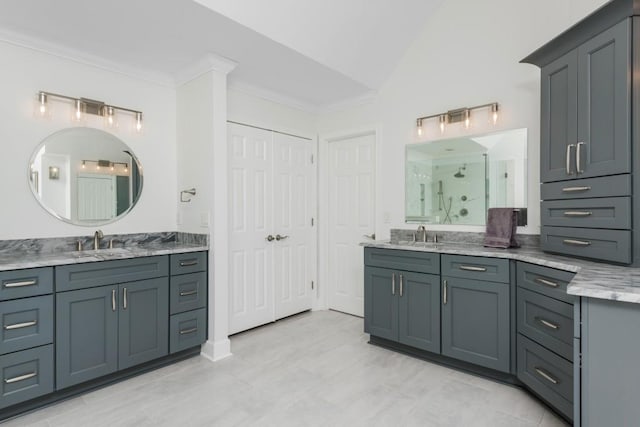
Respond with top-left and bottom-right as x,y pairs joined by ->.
273,132 -> 314,319
328,133 -> 376,317
228,123 -> 274,335
77,174 -> 116,221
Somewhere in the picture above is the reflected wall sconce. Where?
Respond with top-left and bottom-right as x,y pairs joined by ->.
35,91 -> 143,133
180,188 -> 197,203
48,166 -> 59,180
80,159 -> 129,173
416,102 -> 499,136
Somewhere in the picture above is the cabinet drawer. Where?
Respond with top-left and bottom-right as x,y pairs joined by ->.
364,248 -> 440,275
517,335 -> 573,420
541,197 -> 631,229
170,272 -> 207,315
516,262 -> 575,304
170,309 -> 206,354
441,255 -> 509,283
517,288 -> 573,361
541,226 -> 631,264
0,344 -> 54,409
170,252 -> 207,275
56,256 -> 169,292
0,295 -> 53,355
541,174 -> 631,200
0,268 -> 53,301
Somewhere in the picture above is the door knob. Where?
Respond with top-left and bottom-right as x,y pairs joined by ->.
275,234 -> 289,241
266,235 -> 275,242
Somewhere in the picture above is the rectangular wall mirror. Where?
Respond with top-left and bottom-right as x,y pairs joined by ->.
405,128 -> 527,226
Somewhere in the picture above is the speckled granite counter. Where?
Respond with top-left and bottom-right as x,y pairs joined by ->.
0,232 -> 208,272
362,241 -> 640,304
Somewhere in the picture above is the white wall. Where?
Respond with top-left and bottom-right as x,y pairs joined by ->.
0,41 -> 177,239
317,0 -> 609,239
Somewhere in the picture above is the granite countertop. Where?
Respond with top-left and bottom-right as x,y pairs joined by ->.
362,240 -> 640,304
0,242 -> 208,272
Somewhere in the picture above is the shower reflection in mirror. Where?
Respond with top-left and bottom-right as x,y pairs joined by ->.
405,128 -> 527,226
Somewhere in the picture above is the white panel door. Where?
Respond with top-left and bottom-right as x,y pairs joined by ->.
228,123 -> 274,335
328,134 -> 376,317
273,133 -> 314,319
77,175 -> 116,221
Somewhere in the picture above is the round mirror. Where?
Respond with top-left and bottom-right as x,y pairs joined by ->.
28,127 -> 143,226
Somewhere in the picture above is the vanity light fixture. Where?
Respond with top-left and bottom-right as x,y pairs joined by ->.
416,102 -> 499,136
35,91 -> 143,132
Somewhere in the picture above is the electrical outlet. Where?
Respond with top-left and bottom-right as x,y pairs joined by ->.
383,212 -> 391,224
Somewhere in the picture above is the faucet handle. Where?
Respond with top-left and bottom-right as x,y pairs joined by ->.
96,229 -> 104,238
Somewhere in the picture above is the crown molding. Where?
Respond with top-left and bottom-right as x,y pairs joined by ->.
174,53 -> 238,86
0,28 -> 175,87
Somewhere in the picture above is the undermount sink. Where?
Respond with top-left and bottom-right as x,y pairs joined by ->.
74,247 -> 131,257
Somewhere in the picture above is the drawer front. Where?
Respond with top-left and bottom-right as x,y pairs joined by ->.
56,256 -> 169,292
0,344 -> 54,409
364,248 -> 440,275
0,295 -> 53,355
170,252 -> 207,276
516,262 -> 575,304
441,254 -> 509,283
170,272 -> 207,315
517,335 -> 573,421
541,174 -> 631,200
541,197 -> 631,229
0,268 -> 53,301
517,288 -> 573,361
170,308 -> 206,354
541,226 -> 631,264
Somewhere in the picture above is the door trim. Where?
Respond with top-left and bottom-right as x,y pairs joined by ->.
318,125 -> 381,311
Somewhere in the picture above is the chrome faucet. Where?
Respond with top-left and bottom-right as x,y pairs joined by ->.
93,230 -> 104,250
416,225 -> 427,243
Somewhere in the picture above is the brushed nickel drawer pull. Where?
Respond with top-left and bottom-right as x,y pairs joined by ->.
180,290 -> 198,297
3,280 -> 37,288
534,367 -> 559,385
535,277 -> 559,288
4,320 -> 37,330
561,186 -> 591,193
179,327 -> 198,335
563,211 -> 592,217
563,239 -> 592,247
536,317 -> 559,330
5,372 -> 37,384
459,265 -> 487,272
179,260 -> 198,267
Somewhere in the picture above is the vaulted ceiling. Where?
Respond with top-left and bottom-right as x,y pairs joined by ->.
0,0 -> 444,109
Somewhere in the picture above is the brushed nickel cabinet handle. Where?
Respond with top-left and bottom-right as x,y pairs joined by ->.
536,317 -> 560,330
535,277 -> 559,288
459,265 -> 487,272
123,288 -> 128,310
180,289 -> 198,297
179,327 -> 198,335
562,186 -> 591,193
179,260 -> 198,267
576,142 -> 585,174
535,367 -> 559,385
443,280 -> 448,305
563,211 -> 592,217
3,280 -> 37,288
566,144 -> 576,175
111,289 -> 117,312
563,239 -> 592,247
399,274 -> 403,297
4,321 -> 37,330
391,273 -> 396,295
5,372 -> 37,384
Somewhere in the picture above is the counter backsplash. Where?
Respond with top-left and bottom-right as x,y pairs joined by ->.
389,229 -> 540,248
0,232 -> 209,255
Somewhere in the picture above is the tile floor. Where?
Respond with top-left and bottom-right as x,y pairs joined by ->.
3,310 -> 569,426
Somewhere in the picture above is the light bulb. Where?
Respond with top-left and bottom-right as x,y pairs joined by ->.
439,115 -> 447,134
104,106 -> 117,129
81,161 -> 86,169
491,103 -> 499,125
464,109 -> 471,129
38,93 -> 47,115
72,99 -> 83,122
110,163 -> 114,171
135,112 -> 143,133
34,92 -> 51,119
416,119 -> 423,137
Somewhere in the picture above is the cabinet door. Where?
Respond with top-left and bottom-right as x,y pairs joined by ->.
118,278 -> 169,370
56,286 -> 118,389
577,19 -> 630,179
364,266 -> 397,342
541,50 -> 578,183
441,277 -> 510,373
398,272 -> 440,353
